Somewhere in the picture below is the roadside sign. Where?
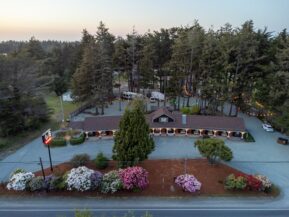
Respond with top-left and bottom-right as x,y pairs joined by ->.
42,129 -> 52,145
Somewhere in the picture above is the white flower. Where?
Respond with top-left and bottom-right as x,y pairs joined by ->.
66,166 -> 94,191
100,170 -> 122,194
254,174 -> 272,190
6,172 -> 34,191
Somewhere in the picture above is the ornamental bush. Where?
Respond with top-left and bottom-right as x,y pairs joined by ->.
70,133 -> 85,145
66,166 -> 94,192
119,166 -> 149,190
100,170 -> 122,194
194,138 -> 233,164
11,168 -> 26,176
6,171 -> 34,191
70,154 -> 90,168
49,137 -> 67,147
244,175 -> 262,191
181,107 -> 191,115
44,174 -> 55,190
26,176 -> 45,192
50,175 -> 67,191
224,174 -> 247,190
95,152 -> 109,169
175,174 -> 202,193
191,104 -> 201,114
254,174 -> 272,192
90,171 -> 103,190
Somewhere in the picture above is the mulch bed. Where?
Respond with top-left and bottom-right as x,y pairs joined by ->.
0,159 -> 277,197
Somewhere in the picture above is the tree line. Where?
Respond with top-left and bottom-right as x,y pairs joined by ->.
0,20 -> 288,136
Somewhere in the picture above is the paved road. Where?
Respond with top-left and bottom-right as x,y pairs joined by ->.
1,208 -> 288,217
0,196 -> 289,217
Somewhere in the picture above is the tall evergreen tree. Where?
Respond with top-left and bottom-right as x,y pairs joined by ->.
113,99 -> 154,168
72,22 -> 114,115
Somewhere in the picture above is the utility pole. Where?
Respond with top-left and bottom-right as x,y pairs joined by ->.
59,95 -> 64,122
118,71 -> 122,111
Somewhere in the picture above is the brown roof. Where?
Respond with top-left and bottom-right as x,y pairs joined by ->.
69,108 -> 246,132
147,113 -> 245,131
151,108 -> 175,121
83,116 -> 121,131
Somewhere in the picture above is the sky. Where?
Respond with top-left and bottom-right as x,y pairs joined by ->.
0,0 -> 288,41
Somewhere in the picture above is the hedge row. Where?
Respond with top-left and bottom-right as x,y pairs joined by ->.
70,133 -> 85,145
49,137 -> 67,147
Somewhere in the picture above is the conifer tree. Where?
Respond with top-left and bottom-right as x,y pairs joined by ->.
112,99 -> 154,168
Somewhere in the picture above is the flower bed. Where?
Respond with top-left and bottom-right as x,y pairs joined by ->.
5,166 -> 148,194
224,173 -> 273,192
1,159 -> 278,197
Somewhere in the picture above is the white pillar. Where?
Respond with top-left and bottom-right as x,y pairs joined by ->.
213,130 -> 217,137
227,131 -> 231,138
241,132 -> 245,139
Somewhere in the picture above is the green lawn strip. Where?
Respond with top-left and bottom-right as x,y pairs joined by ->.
45,93 -> 80,121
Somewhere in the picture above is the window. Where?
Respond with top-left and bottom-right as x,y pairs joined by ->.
160,117 -> 168,123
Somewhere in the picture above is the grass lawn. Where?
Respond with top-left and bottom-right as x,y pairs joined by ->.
45,93 -> 80,121
0,93 -> 80,159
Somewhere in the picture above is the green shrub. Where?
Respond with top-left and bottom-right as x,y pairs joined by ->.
191,104 -> 200,114
26,176 -> 45,192
0,142 -> 9,150
224,174 -> 247,190
70,154 -> 90,168
195,138 -> 233,164
49,137 -> 67,147
95,153 -> 109,169
244,132 -> 255,142
70,133 -> 85,145
50,175 -> 67,191
11,168 -> 26,176
55,130 -> 81,138
181,107 -> 191,115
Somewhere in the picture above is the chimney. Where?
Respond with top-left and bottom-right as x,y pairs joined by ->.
182,114 -> 187,125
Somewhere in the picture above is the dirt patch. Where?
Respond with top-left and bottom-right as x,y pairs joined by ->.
0,159 -> 276,197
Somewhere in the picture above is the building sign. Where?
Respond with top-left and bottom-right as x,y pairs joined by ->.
42,129 -> 52,145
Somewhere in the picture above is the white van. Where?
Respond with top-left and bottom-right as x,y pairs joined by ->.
122,91 -> 143,100
151,91 -> 165,101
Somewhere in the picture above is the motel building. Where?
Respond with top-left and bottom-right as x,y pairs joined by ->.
69,108 -> 247,140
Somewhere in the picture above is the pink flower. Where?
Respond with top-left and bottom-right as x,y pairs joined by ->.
119,166 -> 149,190
175,174 -> 201,192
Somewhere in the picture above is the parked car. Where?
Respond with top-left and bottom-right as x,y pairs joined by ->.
277,137 -> 288,145
262,123 -> 274,132
150,97 -> 157,103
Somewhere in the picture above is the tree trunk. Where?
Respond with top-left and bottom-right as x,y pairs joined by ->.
235,106 -> 239,117
186,96 -> 190,107
229,102 -> 233,116
95,106 -> 99,115
101,102 -> 104,115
